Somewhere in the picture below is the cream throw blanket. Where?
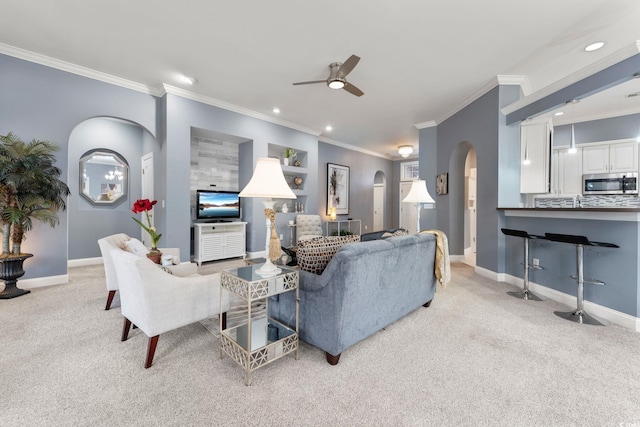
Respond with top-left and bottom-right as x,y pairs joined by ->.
419,230 -> 451,287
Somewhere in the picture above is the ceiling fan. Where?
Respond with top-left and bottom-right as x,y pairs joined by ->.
292,54 -> 364,97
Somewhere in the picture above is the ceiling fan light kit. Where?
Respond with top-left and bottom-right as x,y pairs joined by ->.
293,54 -> 364,97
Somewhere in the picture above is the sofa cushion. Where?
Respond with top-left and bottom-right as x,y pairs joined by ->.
296,234 -> 360,274
123,238 -> 149,256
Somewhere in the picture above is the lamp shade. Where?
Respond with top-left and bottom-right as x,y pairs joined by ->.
402,179 -> 435,204
239,158 -> 296,199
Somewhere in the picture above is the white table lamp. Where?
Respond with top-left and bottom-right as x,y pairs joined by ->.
402,179 -> 435,233
239,158 -> 296,276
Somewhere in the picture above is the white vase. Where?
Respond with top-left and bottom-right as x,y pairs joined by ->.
283,158 -> 289,166
281,203 -> 289,213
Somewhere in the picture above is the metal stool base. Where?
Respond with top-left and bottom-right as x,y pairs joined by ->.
507,289 -> 543,301
554,309 -> 608,326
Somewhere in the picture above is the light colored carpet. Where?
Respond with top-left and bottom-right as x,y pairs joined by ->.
2,261 -> 640,426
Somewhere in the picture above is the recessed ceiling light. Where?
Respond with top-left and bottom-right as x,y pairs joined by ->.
179,75 -> 196,85
325,125 -> 333,131
554,111 -> 564,116
273,107 -> 280,114
584,42 -> 605,52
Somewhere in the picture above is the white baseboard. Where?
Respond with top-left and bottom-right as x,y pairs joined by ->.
502,272 -> 640,332
68,257 -> 103,268
21,274 -> 69,289
246,250 -> 266,259
450,255 -> 465,262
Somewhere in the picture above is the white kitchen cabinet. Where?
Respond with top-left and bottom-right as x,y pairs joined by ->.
552,147 -> 583,195
520,120 -> 552,194
582,141 -> 638,174
193,222 -> 246,265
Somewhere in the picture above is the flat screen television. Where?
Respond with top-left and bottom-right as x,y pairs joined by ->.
196,190 -> 241,221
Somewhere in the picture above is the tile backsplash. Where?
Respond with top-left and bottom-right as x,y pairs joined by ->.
534,195 -> 640,208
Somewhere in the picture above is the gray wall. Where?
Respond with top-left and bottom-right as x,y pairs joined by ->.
0,53 -> 157,278
427,85 -> 521,272
163,94 -> 318,257
68,118 -> 160,259
318,142 -> 395,234
553,113 -> 640,147
418,126 -> 438,231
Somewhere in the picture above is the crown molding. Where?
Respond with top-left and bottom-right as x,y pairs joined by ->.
159,84 -> 321,136
0,42 -> 161,96
0,43 -> 322,137
428,75 -> 528,126
502,40 -> 640,116
414,121 -> 437,129
318,136 -> 390,160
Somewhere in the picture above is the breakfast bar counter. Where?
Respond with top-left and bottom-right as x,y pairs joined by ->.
497,207 -> 640,329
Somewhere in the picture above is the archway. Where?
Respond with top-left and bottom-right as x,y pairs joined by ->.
448,141 -> 476,259
67,117 -> 159,260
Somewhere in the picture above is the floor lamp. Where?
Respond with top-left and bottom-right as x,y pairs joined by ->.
239,158 -> 296,276
402,179 -> 435,233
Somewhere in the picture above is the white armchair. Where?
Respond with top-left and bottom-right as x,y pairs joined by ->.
296,214 -> 323,243
110,249 -> 232,368
98,234 -> 186,310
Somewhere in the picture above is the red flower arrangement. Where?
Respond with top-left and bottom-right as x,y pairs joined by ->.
131,199 -> 162,250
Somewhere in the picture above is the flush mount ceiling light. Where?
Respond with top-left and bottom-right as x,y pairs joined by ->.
584,41 -> 605,52
179,75 -> 197,85
554,111 -> 564,116
325,125 -> 333,131
398,145 -> 414,158
272,107 -> 280,114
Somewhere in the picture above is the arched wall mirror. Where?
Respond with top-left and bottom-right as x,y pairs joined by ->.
79,149 -> 129,205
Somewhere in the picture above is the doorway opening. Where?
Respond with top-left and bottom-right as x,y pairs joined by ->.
464,147 -> 477,266
373,171 -> 386,231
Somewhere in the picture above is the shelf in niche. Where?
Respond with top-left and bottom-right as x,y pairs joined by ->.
282,165 -> 307,174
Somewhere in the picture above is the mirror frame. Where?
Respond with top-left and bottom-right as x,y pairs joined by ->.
79,149 -> 129,205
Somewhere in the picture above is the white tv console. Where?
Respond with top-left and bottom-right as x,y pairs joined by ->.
193,222 -> 247,265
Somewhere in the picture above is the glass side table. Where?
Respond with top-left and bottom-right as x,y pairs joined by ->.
220,263 -> 299,386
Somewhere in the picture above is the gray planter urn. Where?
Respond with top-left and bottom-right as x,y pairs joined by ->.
0,253 -> 33,299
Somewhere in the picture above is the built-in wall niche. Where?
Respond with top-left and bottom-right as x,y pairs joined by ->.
267,143 -> 308,214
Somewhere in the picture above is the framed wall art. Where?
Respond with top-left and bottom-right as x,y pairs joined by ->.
436,173 -> 448,195
327,163 -> 350,215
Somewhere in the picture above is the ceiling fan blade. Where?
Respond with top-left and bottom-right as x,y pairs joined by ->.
292,80 -> 326,86
343,82 -> 364,97
338,55 -> 360,77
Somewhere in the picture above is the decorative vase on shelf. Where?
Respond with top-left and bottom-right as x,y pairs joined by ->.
293,177 -> 303,189
146,250 -> 163,264
283,157 -> 289,166
281,203 -> 289,213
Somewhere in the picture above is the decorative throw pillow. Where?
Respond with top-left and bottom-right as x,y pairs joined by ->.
124,238 -> 149,257
296,234 -> 360,274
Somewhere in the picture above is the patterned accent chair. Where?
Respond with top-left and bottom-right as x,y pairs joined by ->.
296,214 -> 323,243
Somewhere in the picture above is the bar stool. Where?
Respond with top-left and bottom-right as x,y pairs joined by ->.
544,233 -> 619,326
501,228 -> 545,301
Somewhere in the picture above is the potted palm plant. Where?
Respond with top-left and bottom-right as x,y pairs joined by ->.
0,132 -> 71,299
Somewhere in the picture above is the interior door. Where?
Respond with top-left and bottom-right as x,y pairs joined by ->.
399,181 -> 417,234
468,168 -> 477,253
141,153 -> 154,246
373,184 -> 384,231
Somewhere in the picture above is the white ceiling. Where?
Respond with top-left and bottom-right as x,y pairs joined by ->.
2,1 -> 640,157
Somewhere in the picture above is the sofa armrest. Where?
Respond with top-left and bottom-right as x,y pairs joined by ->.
165,262 -> 198,277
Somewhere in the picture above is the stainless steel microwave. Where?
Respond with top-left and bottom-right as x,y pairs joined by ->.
583,173 -> 638,195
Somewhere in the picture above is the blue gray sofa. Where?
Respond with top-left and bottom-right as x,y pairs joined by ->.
270,233 -> 438,365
